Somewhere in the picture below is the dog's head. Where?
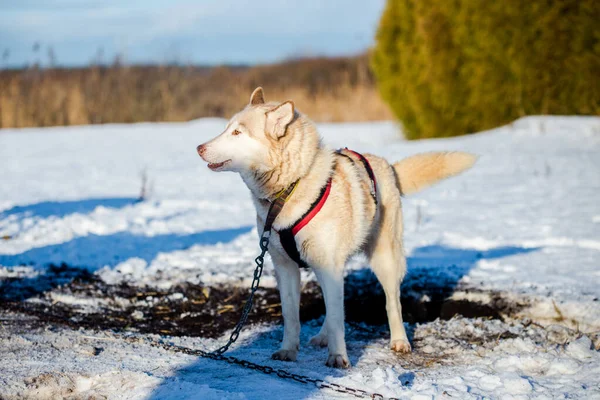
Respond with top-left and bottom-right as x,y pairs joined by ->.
197,87 -> 297,174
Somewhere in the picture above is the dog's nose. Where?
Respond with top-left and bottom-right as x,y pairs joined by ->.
197,144 -> 206,157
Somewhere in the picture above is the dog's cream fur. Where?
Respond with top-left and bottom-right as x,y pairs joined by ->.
197,88 -> 476,368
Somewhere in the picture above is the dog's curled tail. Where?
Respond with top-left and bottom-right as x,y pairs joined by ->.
393,152 -> 477,196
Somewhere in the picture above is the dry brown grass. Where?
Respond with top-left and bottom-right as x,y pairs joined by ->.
0,55 -> 392,129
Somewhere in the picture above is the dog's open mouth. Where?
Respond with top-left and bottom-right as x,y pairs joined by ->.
207,160 -> 231,171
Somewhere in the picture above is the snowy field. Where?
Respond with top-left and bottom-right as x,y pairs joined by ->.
1,116 -> 599,399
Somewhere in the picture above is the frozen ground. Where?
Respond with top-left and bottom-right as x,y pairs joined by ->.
1,116 -> 599,399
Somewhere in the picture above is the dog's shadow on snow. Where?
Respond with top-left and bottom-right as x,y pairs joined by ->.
146,243 -> 538,399
146,323 -> 392,400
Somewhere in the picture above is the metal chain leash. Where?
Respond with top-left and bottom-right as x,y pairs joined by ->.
208,230 -> 271,356
123,228 -> 399,399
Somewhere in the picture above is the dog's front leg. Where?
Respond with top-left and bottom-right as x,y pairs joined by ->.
313,266 -> 349,368
270,250 -> 301,362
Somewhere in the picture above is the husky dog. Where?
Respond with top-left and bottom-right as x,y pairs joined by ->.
197,88 -> 476,368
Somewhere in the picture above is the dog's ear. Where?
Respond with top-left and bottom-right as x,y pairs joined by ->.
265,101 -> 295,139
249,87 -> 265,105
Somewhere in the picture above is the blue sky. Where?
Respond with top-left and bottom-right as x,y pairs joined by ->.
0,0 -> 386,68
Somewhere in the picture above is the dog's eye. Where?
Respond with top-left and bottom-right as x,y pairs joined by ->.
232,129 -> 242,136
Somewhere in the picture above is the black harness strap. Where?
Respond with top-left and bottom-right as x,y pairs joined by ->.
336,148 -> 378,204
279,229 -> 308,269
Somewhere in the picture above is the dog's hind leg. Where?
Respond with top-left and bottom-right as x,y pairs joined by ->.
270,250 -> 301,362
368,209 -> 411,353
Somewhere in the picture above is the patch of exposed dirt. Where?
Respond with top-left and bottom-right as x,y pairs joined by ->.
0,264 -> 527,338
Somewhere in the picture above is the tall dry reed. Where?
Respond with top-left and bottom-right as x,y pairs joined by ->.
0,55 -> 391,128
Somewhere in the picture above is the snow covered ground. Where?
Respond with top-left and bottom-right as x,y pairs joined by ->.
1,116 -> 599,399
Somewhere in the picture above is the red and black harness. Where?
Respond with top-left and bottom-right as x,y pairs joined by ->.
276,148 -> 377,268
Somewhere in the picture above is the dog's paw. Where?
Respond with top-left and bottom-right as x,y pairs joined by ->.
390,339 -> 411,353
309,333 -> 328,347
325,354 -> 350,369
271,349 -> 298,362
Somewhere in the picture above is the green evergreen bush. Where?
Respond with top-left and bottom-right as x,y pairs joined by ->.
371,0 -> 600,139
